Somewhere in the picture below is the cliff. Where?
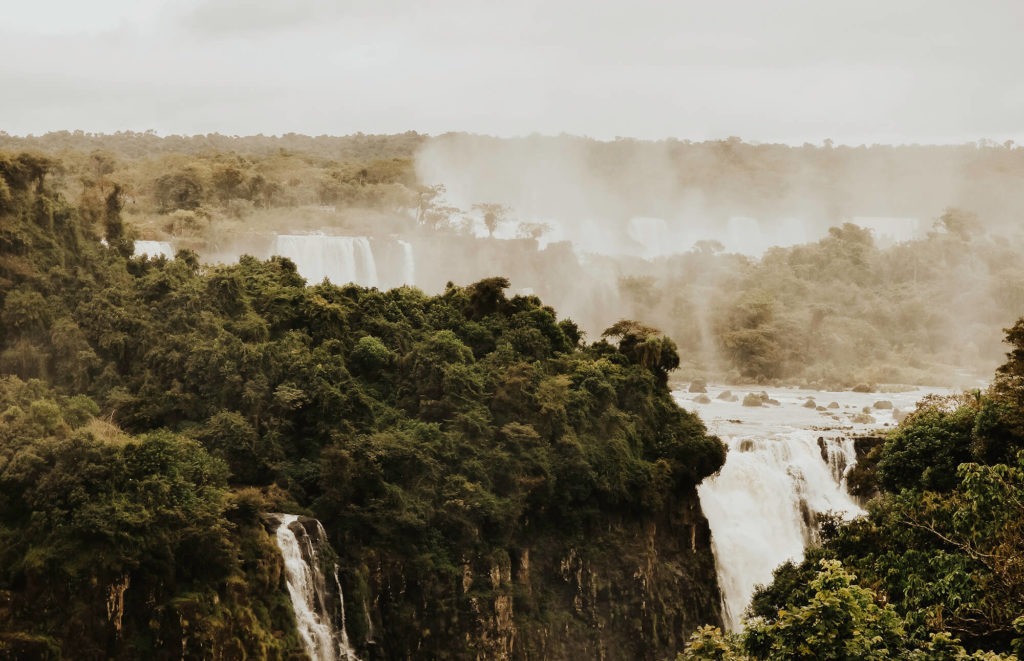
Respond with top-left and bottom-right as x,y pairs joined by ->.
338,492 -> 721,661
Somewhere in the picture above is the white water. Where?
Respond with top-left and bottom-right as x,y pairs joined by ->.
397,240 -> 416,286
133,240 -> 175,259
676,384 -> 952,630
274,234 -> 379,287
272,514 -> 359,661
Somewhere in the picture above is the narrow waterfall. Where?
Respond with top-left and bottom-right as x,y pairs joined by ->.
397,240 -> 415,286
274,235 -> 379,287
271,514 -> 359,661
698,431 -> 860,630
133,240 -> 175,259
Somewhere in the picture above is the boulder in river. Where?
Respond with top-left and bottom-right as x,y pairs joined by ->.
689,379 -> 708,393
873,400 -> 894,410
803,398 -> 817,409
694,394 -> 712,404
742,393 -> 764,407
828,401 -> 840,409
852,383 -> 874,393
851,412 -> 876,424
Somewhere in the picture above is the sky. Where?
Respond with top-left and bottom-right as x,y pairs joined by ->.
1,0 -> 1022,144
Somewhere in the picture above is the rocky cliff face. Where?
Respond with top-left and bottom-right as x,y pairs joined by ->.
339,490 -> 722,660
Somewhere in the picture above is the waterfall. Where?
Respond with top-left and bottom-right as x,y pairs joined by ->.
397,240 -> 415,286
698,431 -> 860,630
679,386 -> 926,630
133,240 -> 175,259
683,385 -> 954,630
271,514 -> 359,661
274,235 -> 379,287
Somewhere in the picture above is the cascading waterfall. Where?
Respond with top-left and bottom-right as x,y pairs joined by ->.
271,514 -> 359,661
679,385 -> 949,632
698,430 -> 861,630
274,234 -> 379,287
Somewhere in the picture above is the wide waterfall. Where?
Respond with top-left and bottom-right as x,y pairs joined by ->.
274,234 -> 380,287
133,240 -> 175,259
270,514 -> 359,661
699,430 -> 860,629
679,384 -> 950,630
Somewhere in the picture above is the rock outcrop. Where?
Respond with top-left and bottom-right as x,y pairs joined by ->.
341,492 -> 722,660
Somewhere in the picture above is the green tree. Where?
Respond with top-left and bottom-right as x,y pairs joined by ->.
472,202 -> 509,238
744,561 -> 906,660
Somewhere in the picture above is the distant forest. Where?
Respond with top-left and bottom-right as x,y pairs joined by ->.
3,130 -> 1024,227
3,131 -> 1023,386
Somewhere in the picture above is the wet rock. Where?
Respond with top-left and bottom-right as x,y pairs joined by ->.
816,405 -> 827,411
852,383 -> 873,393
688,379 -> 708,393
873,400 -> 893,410
742,393 -> 763,407
893,408 -> 909,423
766,398 -> 781,406
803,398 -> 817,409
851,412 -> 876,424
716,390 -> 733,400
694,394 -> 712,404
828,402 -> 840,409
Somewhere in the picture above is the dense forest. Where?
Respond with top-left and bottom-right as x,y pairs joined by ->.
625,215 -> 1023,386
1,131 -> 1021,386
3,133 -> 1024,659
0,150 -> 725,659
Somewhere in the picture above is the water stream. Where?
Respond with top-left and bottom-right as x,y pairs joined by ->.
271,513 -> 359,661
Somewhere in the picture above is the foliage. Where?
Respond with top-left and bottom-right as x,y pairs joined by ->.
0,377 -> 301,659
742,325 -> 1024,658
625,217 -> 1023,384
684,562 -> 1019,661
744,560 -> 906,660
877,394 -> 979,492
0,154 -> 726,658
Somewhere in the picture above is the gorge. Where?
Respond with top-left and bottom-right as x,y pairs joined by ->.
1,137 -> 1022,659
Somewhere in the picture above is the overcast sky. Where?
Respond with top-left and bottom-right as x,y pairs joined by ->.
2,0 -> 1022,144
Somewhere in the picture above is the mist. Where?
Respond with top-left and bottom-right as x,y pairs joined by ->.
412,133 -> 1024,384
414,133 -> 1024,258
